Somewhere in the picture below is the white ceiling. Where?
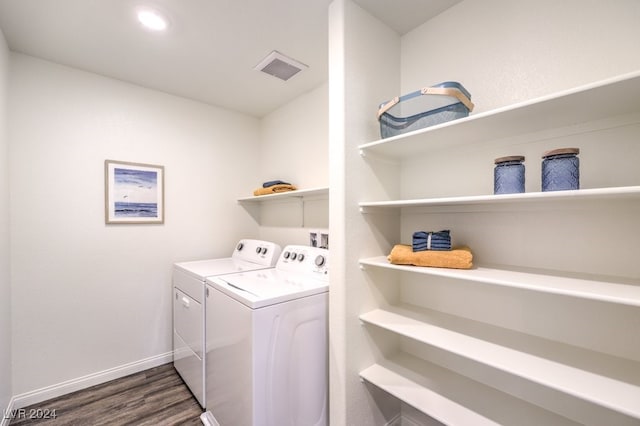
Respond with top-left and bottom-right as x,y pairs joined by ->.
0,0 -> 461,117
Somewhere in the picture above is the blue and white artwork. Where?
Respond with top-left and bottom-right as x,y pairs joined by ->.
105,160 -> 164,224
114,168 -> 158,217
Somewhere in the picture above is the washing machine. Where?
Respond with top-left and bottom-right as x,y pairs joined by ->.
201,245 -> 329,426
173,239 -> 281,409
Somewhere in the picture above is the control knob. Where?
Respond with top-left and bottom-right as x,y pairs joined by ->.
315,255 -> 325,267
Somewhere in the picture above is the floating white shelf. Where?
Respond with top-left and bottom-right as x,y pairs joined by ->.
360,353 -> 581,426
358,70 -> 640,159
359,257 -> 640,307
237,186 -> 328,203
360,305 -> 640,420
359,186 -> 640,211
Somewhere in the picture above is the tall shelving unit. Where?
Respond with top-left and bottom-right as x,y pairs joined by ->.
357,72 -> 640,425
359,79 -> 640,424
329,1 -> 640,424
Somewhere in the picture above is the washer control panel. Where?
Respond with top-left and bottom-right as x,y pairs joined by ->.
232,239 -> 282,267
277,245 -> 329,278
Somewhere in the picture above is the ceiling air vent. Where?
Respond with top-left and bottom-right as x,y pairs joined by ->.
254,51 -> 308,81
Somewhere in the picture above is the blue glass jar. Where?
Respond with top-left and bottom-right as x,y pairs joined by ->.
541,148 -> 580,191
494,156 -> 525,194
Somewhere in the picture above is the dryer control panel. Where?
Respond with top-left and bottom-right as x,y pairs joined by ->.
277,245 -> 329,279
232,239 -> 282,267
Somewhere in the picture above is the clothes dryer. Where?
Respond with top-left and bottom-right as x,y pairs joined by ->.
201,245 -> 329,426
173,239 -> 281,408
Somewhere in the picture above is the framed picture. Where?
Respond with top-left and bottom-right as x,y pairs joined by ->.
105,160 -> 164,224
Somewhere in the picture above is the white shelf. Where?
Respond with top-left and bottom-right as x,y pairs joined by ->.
358,71 -> 640,159
237,186 -> 328,203
360,353 -> 581,426
359,257 -> 640,307
360,305 -> 640,420
359,186 -> 640,211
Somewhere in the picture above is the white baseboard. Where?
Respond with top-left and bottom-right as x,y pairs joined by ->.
200,411 -> 220,426
9,351 -> 173,410
1,396 -> 16,426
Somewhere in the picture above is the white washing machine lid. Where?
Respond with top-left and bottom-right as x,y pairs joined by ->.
207,269 -> 328,309
174,258 -> 273,280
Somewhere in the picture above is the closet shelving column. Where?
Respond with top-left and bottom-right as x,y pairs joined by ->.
355,71 -> 640,425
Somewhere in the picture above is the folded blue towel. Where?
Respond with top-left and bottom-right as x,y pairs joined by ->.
412,230 -> 451,251
263,179 -> 292,188
413,243 -> 451,250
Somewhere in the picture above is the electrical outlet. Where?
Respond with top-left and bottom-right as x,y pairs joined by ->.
310,229 -> 329,249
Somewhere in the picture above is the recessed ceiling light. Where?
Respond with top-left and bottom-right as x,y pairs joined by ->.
137,9 -> 168,31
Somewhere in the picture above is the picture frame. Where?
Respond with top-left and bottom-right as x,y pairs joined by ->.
105,160 -> 164,224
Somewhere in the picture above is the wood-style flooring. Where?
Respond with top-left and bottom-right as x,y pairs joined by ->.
9,363 -> 203,425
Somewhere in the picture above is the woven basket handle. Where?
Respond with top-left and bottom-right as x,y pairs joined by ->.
376,96 -> 400,120
421,87 -> 474,111
377,87 -> 474,120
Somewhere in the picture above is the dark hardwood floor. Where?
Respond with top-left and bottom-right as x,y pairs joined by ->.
9,363 -> 203,425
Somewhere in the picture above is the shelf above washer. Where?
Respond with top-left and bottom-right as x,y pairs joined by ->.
237,186 -> 328,204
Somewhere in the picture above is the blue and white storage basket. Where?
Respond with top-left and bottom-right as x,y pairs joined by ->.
377,82 -> 474,139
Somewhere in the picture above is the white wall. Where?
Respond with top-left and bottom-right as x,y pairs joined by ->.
259,83 -> 328,190
329,1 -> 402,424
256,83 -> 329,248
401,0 -> 640,113
8,53 -> 260,398
0,26 -> 12,416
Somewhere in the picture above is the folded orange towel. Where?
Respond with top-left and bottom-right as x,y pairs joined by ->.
387,244 -> 473,269
253,184 -> 297,196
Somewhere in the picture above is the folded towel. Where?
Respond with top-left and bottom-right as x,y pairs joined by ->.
412,241 -> 451,249
263,179 -> 292,188
253,184 -> 297,196
412,230 -> 451,251
388,244 -> 473,269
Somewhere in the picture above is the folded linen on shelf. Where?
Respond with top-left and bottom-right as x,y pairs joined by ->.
412,230 -> 451,251
262,179 -> 292,188
253,183 -> 297,196
388,244 -> 473,269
